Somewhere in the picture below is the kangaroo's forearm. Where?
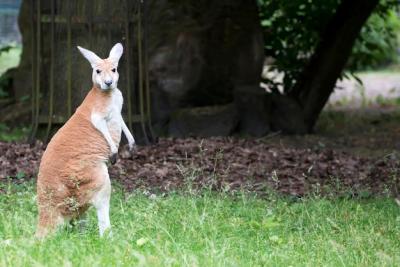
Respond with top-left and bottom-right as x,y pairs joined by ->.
91,112 -> 117,154
121,116 -> 135,146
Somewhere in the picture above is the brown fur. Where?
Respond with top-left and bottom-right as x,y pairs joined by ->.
36,86 -> 119,238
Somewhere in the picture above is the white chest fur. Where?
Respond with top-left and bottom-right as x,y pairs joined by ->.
90,88 -> 125,154
106,89 -> 123,144
105,89 -> 123,120
104,89 -> 123,118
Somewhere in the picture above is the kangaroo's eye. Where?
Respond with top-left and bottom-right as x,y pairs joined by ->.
96,69 -> 101,74
112,68 -> 116,73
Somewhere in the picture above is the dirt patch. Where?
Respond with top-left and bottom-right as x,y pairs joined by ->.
1,138 -> 399,197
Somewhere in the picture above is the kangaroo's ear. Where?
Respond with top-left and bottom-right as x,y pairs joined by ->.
109,43 -> 123,64
77,46 -> 102,68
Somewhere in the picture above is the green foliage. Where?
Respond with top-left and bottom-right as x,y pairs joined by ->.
0,45 -> 13,55
0,44 -> 21,98
349,8 -> 400,70
258,0 -> 340,93
0,123 -> 29,142
0,184 -> 400,266
0,46 -> 12,98
258,0 -> 400,93
0,45 -> 19,75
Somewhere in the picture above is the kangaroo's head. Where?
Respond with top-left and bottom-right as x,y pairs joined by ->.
77,43 -> 123,91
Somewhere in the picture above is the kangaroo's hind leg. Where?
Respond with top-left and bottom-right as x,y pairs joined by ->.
35,206 -> 65,239
35,183 -> 67,239
89,163 -> 112,237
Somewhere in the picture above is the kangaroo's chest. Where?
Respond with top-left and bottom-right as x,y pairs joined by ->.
104,90 -> 123,142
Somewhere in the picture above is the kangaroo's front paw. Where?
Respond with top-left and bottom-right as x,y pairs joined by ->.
128,136 -> 136,151
128,142 -> 137,153
110,153 -> 118,165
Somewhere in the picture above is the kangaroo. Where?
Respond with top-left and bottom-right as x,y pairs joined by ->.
36,43 -> 135,238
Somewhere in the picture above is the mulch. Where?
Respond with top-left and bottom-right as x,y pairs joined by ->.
1,138 -> 399,197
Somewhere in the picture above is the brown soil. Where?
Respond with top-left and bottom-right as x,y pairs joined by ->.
1,134 -> 399,197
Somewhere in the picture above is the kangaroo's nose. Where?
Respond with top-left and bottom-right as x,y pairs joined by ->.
105,80 -> 112,86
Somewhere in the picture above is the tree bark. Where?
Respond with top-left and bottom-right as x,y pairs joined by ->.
13,0 -> 264,139
11,0 -> 380,138
291,0 -> 380,132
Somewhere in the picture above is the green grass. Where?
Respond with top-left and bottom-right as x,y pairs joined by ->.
0,182 -> 399,266
0,46 -> 21,76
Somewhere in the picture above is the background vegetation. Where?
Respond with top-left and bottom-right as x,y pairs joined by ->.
258,0 -> 400,92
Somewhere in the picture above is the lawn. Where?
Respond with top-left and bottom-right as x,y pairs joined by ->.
0,182 -> 399,266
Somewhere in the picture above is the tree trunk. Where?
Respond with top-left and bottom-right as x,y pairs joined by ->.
11,0 -> 380,138
291,0 -> 380,132
13,0 -> 265,139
